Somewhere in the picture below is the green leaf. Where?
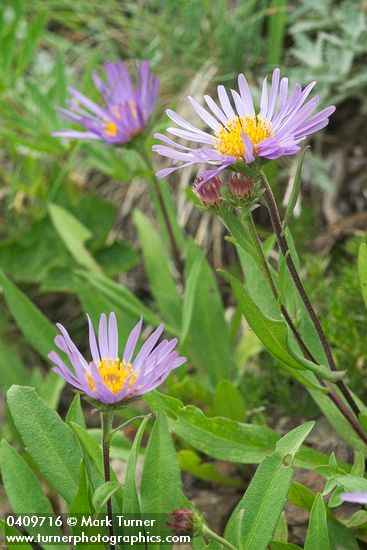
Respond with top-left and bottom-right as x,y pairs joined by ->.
225,423 -> 314,549
213,380 -> 246,422
310,388 -> 367,453
7,386 -> 81,504
288,482 -> 315,511
0,270 -> 57,359
284,147 -> 308,226
334,475 -> 367,493
304,494 -> 330,550
222,271 -> 340,386
123,416 -> 150,514
0,440 -> 65,548
95,241 -> 140,276
145,392 -> 329,470
184,240 -> 231,386
220,208 -> 261,266
358,242 -> 367,309
92,481 -> 121,513
0,337 -> 28,389
273,511 -> 288,543
267,0 -> 288,66
70,460 -> 93,514
15,13 -> 46,77
48,203 -> 101,273
351,452 -> 365,477
0,519 -> 33,550
68,422 -> 123,512
134,210 -> 181,327
327,518 -> 359,550
77,270 -> 177,335
178,449 -> 240,487
181,253 -> 204,344
66,394 -> 86,428
270,544 -> 303,550
140,412 -> 188,514
68,421 -> 104,478
33,370 -> 65,410
69,461 -> 104,548
275,421 -> 315,458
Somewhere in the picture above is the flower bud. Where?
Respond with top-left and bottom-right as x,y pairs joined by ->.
167,508 -> 195,536
194,176 -> 223,207
229,173 -> 255,200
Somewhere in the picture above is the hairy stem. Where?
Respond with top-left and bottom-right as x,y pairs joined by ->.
259,170 -> 361,418
101,412 -> 115,550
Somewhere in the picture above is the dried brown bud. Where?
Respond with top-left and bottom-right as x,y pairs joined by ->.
194,176 -> 223,207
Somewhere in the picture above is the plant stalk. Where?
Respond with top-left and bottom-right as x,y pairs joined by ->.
101,412 -> 115,550
259,170 -> 361,418
201,524 -> 238,550
245,213 -> 367,446
140,149 -> 184,280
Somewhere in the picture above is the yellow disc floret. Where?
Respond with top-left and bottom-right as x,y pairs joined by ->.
87,358 -> 139,395
104,120 -> 118,137
214,115 -> 273,158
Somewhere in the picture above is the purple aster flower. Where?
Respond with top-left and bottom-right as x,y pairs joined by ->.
48,312 -> 186,405
152,68 -> 335,187
53,61 -> 159,145
341,492 -> 367,504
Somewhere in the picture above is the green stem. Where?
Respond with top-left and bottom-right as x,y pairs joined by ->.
101,412 -> 115,550
201,524 -> 238,550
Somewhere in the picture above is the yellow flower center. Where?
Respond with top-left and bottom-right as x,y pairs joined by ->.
104,101 -> 139,138
104,120 -> 118,137
214,115 -> 273,158
87,358 -> 139,395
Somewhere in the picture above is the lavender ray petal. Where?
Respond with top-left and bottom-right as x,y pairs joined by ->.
98,313 -> 109,358
217,85 -> 236,120
238,74 -> 255,117
123,318 -> 143,364
203,94 -> 229,125
188,96 -> 222,131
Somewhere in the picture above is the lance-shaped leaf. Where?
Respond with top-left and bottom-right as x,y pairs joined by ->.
48,203 -> 101,273
220,208 -> 261,266
304,494 -> 330,550
123,416 -> 150,514
145,392 -> 335,471
0,441 -> 66,549
134,210 -> 181,327
222,270 -> 344,386
7,386 -> 81,505
225,422 -> 314,549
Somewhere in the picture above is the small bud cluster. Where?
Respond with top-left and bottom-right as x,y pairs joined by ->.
194,172 -> 257,211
